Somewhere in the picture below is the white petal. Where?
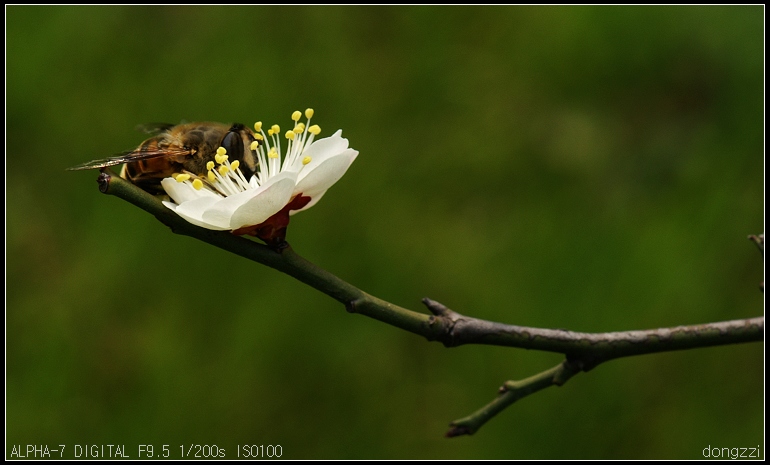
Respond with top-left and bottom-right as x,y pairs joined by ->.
163,197 -> 229,230
200,188 -> 263,229
161,177 -> 218,204
229,173 -> 297,229
293,149 -> 358,198
300,130 -> 349,166
162,200 -> 178,211
199,171 -> 297,230
161,178 -> 198,204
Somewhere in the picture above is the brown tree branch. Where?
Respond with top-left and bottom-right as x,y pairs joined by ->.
93,169 -> 765,437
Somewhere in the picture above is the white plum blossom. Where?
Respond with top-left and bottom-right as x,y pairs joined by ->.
160,109 -> 357,242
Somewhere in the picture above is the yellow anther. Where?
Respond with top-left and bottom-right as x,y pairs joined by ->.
175,173 -> 191,183
215,153 -> 228,164
218,165 -> 229,176
253,133 -> 264,140
207,171 -> 216,182
192,179 -> 203,190
206,161 -> 215,171
271,124 -> 280,134
268,148 -> 279,159
267,128 -> 274,136
250,141 -> 259,151
302,156 -> 312,165
292,110 -> 302,122
308,125 -> 321,135
230,160 -> 240,171
254,121 -> 263,132
216,147 -> 227,156
285,130 -> 296,140
294,123 -> 305,133
305,108 -> 314,119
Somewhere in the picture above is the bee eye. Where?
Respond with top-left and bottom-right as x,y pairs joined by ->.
221,129 -> 244,162
220,124 -> 257,179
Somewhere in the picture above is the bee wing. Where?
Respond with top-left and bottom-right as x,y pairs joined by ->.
66,148 -> 191,171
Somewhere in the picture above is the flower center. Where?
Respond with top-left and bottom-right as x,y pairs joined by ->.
170,108 -> 322,198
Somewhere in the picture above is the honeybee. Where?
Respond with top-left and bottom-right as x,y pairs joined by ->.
68,122 -> 259,193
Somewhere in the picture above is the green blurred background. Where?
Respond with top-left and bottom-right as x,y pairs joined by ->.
6,6 -> 764,459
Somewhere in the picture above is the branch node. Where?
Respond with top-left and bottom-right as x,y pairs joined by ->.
422,297 -> 466,346
346,298 -> 361,314
422,297 -> 452,316
553,359 -> 582,386
270,240 -> 290,253
564,354 -> 601,374
97,171 -> 111,193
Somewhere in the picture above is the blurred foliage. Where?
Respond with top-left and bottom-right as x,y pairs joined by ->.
6,5 -> 763,459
